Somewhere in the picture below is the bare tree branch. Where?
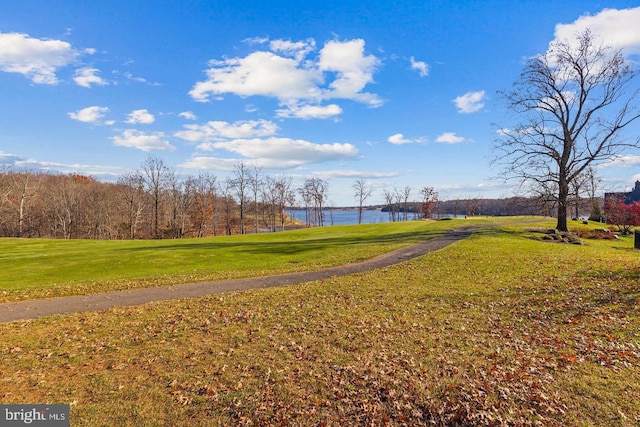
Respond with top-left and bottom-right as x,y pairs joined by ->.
494,29 -> 640,231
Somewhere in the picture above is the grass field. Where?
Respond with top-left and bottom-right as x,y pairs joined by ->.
0,218 -> 475,302
1,217 -> 639,426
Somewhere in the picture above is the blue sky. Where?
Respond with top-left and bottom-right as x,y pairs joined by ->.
1,1 -> 640,206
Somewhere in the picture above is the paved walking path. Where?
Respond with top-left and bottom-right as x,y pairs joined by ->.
0,228 -> 472,323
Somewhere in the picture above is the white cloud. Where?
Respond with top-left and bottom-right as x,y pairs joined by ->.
111,129 -> 174,151
388,133 -> 411,145
0,151 -> 24,166
189,37 -> 382,113
276,103 -> 342,119
243,36 -> 269,45
26,160 -> 123,176
311,170 -> 399,179
176,118 -> 355,169
125,109 -> 155,124
194,137 -> 357,169
175,119 -> 278,143
0,150 -> 123,176
436,132 -> 467,144
410,56 -> 429,77
180,156 -> 243,171
178,111 -> 197,120
598,154 -> 640,168
0,32 -> 79,84
122,71 -> 161,86
387,133 -> 427,145
553,7 -> 640,57
453,90 -> 486,113
318,39 -> 382,105
269,38 -> 316,60
68,106 -> 110,124
73,67 -> 108,88
215,137 -> 356,160
189,51 -> 322,102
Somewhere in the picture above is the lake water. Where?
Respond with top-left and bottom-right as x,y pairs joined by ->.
286,209 -> 403,226
286,209 -> 464,226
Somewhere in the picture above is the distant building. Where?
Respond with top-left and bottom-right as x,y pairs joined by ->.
605,180 -> 640,204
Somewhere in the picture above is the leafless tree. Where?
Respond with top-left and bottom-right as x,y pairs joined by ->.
85,179 -> 117,239
382,189 -> 397,222
117,173 -> 146,239
465,197 -> 482,217
452,198 -> 461,218
231,162 -> 251,234
275,175 -> 294,231
0,167 -> 9,232
583,167 -> 604,221
419,187 -> 438,219
298,183 -> 313,227
47,174 -> 85,239
247,165 -> 263,234
495,29 -> 640,231
220,177 -> 236,235
140,156 -> 171,238
10,172 -> 40,237
167,172 -> 194,238
190,172 -> 217,238
400,186 -> 411,221
569,170 -> 592,220
301,178 -> 328,226
352,179 -> 374,224
261,176 -> 278,232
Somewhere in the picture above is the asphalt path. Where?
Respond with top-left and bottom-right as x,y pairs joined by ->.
0,228 -> 473,323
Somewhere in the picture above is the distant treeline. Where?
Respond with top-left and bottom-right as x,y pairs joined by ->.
0,160 -> 331,239
378,195 -> 599,219
1,161 -> 601,239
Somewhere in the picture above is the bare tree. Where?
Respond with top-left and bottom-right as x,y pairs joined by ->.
298,184 -> 313,227
249,165 -> 263,234
452,198 -> 460,218
220,177 -> 236,235
569,171 -> 591,220
584,167 -> 603,222
352,179 -> 374,224
465,197 -> 482,217
10,172 -> 40,237
401,186 -> 411,221
190,172 -> 217,237
140,156 -> 171,238
494,30 -> 640,231
301,178 -> 328,226
117,172 -> 146,239
419,187 -> 438,219
0,167 -> 10,232
382,189 -> 397,222
261,176 -> 278,232
167,172 -> 194,238
47,174 -> 84,239
231,162 -> 250,234
275,175 -> 294,231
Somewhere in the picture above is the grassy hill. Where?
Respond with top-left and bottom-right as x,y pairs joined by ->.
1,217 -> 638,425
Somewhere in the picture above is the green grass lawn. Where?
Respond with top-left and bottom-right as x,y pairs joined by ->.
0,218 -> 481,302
1,217 -> 638,426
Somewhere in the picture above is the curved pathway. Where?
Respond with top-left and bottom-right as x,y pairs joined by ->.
0,228 -> 472,323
